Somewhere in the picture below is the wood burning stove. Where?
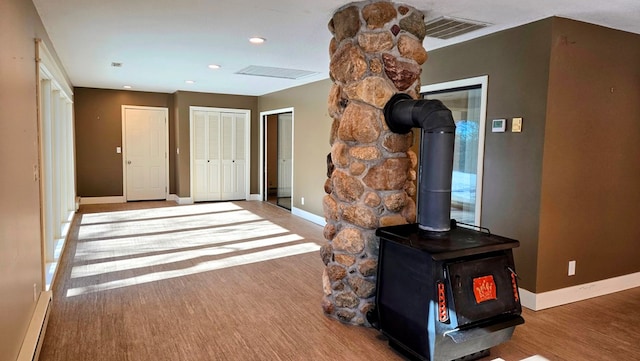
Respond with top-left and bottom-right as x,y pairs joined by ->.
368,95 -> 524,361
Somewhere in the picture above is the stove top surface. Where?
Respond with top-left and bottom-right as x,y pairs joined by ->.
376,223 -> 519,260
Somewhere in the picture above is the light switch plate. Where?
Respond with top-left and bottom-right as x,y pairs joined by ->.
116,147 -> 121,153
512,117 -> 523,132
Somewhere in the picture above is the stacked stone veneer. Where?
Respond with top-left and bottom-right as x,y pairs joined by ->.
321,0 -> 427,325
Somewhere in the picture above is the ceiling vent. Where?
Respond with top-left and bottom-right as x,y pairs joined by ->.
425,16 -> 490,40
235,65 -> 317,80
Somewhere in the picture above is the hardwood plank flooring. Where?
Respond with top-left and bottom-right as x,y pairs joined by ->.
39,201 -> 640,361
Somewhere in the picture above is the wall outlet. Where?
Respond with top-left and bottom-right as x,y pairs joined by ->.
33,283 -> 38,302
301,197 -> 305,205
568,260 -> 576,276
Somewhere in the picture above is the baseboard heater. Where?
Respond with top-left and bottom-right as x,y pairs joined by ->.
17,290 -> 53,361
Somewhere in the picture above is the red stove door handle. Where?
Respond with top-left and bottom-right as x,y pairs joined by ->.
437,281 -> 449,323
507,267 -> 520,302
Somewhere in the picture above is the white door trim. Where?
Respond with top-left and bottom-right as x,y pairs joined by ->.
189,106 -> 251,201
121,105 -> 169,201
259,107 -> 294,203
421,75 -> 488,227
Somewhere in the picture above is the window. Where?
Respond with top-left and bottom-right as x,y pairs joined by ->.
36,39 -> 75,289
421,76 -> 488,226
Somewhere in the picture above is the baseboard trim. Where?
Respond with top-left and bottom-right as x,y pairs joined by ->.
519,271 -> 640,311
168,194 -> 194,205
291,207 -> 326,227
17,290 -> 52,361
79,196 -> 125,205
248,194 -> 262,201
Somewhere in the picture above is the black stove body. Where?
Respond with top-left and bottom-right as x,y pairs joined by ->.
374,224 -> 523,361
369,95 -> 524,360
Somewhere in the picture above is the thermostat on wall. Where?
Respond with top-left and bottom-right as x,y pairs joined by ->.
492,119 -> 506,132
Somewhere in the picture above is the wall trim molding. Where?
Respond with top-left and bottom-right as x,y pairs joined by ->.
291,207 -> 326,227
168,194 -> 194,205
519,272 -> 640,311
79,196 -> 125,205
248,194 -> 262,201
16,290 -> 52,361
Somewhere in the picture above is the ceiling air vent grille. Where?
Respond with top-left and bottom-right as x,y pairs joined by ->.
425,16 -> 490,40
235,65 -> 317,80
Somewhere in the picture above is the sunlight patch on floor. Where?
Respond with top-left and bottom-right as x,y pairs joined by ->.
78,209 -> 260,240
492,356 -> 550,361
66,242 -> 320,297
71,233 -> 304,278
74,220 -> 290,261
66,202 -> 322,297
80,202 -> 242,224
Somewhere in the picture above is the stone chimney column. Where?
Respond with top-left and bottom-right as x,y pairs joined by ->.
321,0 -> 428,325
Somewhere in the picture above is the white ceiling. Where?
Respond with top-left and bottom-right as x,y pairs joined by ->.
33,0 -> 640,96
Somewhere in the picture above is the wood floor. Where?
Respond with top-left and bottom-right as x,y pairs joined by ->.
39,201 -> 640,361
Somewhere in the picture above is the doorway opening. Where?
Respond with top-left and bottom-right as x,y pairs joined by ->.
260,109 -> 293,211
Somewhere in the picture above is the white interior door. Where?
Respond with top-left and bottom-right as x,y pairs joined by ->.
124,106 -> 167,201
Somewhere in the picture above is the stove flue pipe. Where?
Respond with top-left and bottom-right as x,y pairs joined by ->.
383,93 -> 456,232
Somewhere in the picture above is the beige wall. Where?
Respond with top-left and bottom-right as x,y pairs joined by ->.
74,88 -> 173,196
258,79 -> 333,216
0,0 -> 65,358
537,18 -> 640,292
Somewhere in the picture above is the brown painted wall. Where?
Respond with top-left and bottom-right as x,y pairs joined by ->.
422,17 -> 640,293
421,19 -> 553,291
74,88 -> 173,196
0,0 -> 66,357
537,18 -> 640,292
173,91 -> 258,197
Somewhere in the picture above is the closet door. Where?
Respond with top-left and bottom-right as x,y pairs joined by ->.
193,110 -> 208,201
233,113 -> 246,199
220,112 -> 246,200
193,110 -> 221,201
207,112 -> 221,199
192,108 -> 248,202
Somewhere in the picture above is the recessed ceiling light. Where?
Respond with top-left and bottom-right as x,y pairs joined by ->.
208,64 -> 221,69
249,37 -> 266,44
185,80 -> 195,84
123,85 -> 132,89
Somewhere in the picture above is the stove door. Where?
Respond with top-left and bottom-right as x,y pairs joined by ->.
446,253 -> 520,327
